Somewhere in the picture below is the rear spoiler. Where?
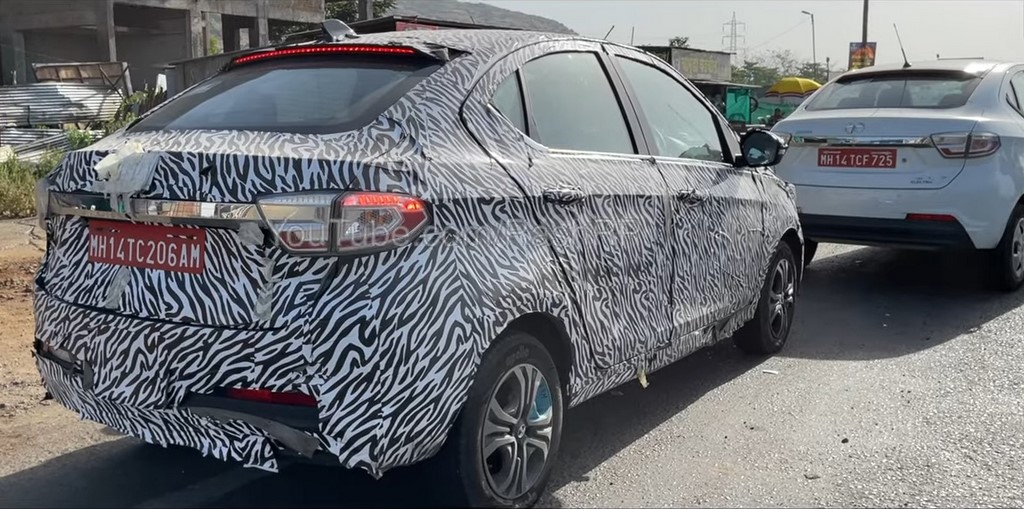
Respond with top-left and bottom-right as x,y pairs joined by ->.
225,19 -> 458,71
837,67 -> 994,84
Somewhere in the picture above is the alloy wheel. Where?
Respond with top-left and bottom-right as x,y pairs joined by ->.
481,363 -> 554,501
1011,217 -> 1024,282
768,257 -> 796,341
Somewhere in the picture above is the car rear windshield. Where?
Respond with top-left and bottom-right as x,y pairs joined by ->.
131,56 -> 441,135
805,70 -> 983,111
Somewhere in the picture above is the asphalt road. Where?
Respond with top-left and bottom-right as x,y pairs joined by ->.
3,243 -> 1024,508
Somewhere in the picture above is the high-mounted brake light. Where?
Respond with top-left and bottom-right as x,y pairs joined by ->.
256,191 -> 430,256
230,44 -> 418,67
931,132 -> 1001,159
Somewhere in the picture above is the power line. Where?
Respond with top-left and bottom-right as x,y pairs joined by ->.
746,18 -> 808,52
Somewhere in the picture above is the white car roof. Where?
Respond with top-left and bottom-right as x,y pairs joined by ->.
839,59 -> 1016,79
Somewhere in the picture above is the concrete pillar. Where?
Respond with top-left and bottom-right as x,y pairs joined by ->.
202,11 -> 213,54
186,4 -> 204,58
222,15 -> 240,52
358,0 -> 373,21
95,0 -> 116,61
0,28 -> 26,85
253,0 -> 269,47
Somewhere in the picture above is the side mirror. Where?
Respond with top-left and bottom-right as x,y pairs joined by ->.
740,129 -> 788,168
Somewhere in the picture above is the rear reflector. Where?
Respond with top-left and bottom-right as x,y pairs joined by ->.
231,44 -> 418,67
224,388 -> 318,407
906,213 -> 958,222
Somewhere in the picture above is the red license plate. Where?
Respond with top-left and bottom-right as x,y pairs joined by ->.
88,220 -> 206,274
817,148 -> 897,168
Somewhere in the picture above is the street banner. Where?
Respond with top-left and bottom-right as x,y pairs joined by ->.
849,42 -> 877,70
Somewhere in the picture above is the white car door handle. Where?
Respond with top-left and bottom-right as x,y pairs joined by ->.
676,189 -> 706,206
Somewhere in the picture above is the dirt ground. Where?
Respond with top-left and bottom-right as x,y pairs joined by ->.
0,219 -> 47,419
0,219 -> 115,476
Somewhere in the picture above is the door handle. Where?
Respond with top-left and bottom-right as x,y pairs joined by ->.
676,189 -> 706,206
543,186 -> 585,205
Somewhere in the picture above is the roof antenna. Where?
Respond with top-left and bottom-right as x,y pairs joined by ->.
321,19 -> 358,41
603,25 -> 616,40
894,23 -> 911,68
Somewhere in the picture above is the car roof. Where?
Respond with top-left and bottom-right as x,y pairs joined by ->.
840,59 -> 1017,79
275,28 -> 661,64
315,29 -> 576,53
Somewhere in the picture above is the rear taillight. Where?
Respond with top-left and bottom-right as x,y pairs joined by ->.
224,387 -> 317,407
930,132 -> 1001,159
256,191 -> 429,256
335,192 -> 428,253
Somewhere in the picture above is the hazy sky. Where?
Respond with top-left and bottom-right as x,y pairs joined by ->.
478,0 -> 1024,70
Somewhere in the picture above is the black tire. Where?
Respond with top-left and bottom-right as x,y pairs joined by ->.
990,203 -> 1024,292
734,241 -> 798,355
803,239 -> 818,268
434,331 -> 564,508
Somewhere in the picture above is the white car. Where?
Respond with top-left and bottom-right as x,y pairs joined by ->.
773,59 -> 1024,290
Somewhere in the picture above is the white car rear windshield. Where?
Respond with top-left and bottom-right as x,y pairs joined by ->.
131,56 -> 441,135
805,70 -> 983,111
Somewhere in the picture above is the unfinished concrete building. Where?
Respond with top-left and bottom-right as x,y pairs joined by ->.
0,0 -> 324,91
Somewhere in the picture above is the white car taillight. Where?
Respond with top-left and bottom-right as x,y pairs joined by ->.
256,191 -> 429,256
931,132 -> 1001,159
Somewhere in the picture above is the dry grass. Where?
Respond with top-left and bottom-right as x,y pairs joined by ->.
0,151 -> 64,219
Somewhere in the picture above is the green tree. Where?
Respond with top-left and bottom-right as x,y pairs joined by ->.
208,35 -> 222,55
731,49 -> 841,87
326,0 -> 396,21
270,0 -> 397,43
668,36 -> 689,48
731,60 -> 780,88
762,49 -> 800,76
797,62 -> 828,84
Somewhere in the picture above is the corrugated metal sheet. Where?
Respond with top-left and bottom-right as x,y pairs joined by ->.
11,133 -> 70,162
0,83 -> 122,127
0,128 -> 63,146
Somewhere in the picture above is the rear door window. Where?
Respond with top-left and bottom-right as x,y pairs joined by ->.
520,52 -> 635,154
806,70 -> 983,110
491,73 -> 527,133
131,56 -> 440,135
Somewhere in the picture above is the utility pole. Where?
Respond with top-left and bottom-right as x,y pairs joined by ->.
357,0 -> 373,21
861,0 -> 869,46
826,56 -> 831,81
801,11 -> 816,78
722,12 -> 746,54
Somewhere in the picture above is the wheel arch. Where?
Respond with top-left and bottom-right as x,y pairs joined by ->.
501,312 -> 574,397
780,227 -> 804,284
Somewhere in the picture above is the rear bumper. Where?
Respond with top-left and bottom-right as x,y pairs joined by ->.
789,163 -> 1020,250
31,290 -> 465,477
36,353 -> 288,471
800,213 -> 976,249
